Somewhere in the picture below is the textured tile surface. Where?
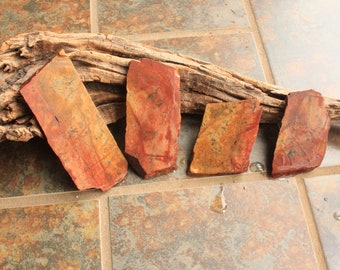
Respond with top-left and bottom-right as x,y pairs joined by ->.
98,0 -> 249,35
305,175 -> 340,270
0,200 -> 100,269
142,33 -> 265,81
0,0 -> 90,45
109,180 -> 317,269
0,138 -> 76,198
251,0 -> 340,99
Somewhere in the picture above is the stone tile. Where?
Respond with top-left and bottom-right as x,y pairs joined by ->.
0,200 -> 100,269
109,179 -> 317,269
98,0 -> 249,35
251,0 -> 340,99
142,33 -> 265,81
0,0 -> 90,45
304,175 -> 340,270
0,138 -> 77,198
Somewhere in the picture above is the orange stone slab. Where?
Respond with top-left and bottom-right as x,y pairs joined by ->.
20,51 -> 128,191
125,58 -> 181,178
272,90 -> 330,178
189,100 -> 263,176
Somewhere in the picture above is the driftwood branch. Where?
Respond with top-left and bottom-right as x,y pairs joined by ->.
1,31 -> 339,142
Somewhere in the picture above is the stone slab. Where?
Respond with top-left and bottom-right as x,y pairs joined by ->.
189,100 -> 263,175
272,90 -> 330,178
125,58 -> 181,178
20,51 -> 128,191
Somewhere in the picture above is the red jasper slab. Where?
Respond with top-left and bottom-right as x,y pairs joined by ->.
272,90 -> 330,178
189,100 -> 263,176
125,58 -> 181,178
20,51 -> 128,191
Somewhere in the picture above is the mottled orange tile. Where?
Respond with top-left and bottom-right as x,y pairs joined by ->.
109,180 -> 317,269
0,138 -> 76,197
305,175 -> 340,270
98,0 -> 249,35
142,33 -> 265,81
251,0 -> 340,99
0,0 -> 90,44
0,201 -> 100,269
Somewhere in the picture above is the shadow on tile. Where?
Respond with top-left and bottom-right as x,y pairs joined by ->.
0,138 -> 76,198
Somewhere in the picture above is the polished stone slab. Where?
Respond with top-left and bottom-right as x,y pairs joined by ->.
189,100 -> 262,176
304,174 -> 340,270
125,59 -> 181,178
272,90 -> 330,177
109,179 -> 317,269
0,200 -> 100,269
21,52 -> 128,191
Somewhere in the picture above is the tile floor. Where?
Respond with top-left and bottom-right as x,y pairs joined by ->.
0,0 -> 339,269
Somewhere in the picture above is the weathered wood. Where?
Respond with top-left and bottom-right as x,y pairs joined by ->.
1,31 -> 339,142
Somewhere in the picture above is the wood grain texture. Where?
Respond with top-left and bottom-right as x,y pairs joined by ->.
1,31 -> 339,142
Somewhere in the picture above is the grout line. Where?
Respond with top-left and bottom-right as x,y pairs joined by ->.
89,0 -> 109,267
1,165 -> 339,210
122,27 -> 252,42
99,196 -> 113,270
0,172 -> 270,209
295,176 -> 328,270
243,0 -> 275,84
90,0 -> 99,33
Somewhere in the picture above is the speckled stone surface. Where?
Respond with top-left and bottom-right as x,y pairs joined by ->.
142,33 -> 265,81
272,90 -> 330,177
125,59 -> 181,178
0,0 -> 90,45
250,0 -> 340,99
98,0 -> 249,35
304,175 -> 340,270
189,100 -> 262,176
21,53 -> 128,191
109,180 -> 317,270
0,200 -> 100,269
